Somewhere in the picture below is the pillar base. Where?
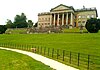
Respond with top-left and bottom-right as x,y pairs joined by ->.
69,25 -> 73,29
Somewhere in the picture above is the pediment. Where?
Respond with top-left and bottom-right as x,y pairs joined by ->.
50,4 -> 74,12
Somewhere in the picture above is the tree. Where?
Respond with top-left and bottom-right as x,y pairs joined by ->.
85,18 -> 100,33
97,19 -> 100,29
14,13 -> 28,28
34,22 -> 38,27
28,20 -> 34,28
0,25 -> 7,34
6,19 -> 14,28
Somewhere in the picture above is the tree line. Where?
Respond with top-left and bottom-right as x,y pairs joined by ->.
6,13 -> 36,28
0,13 -> 38,34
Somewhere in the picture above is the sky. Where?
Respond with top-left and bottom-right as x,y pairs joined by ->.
0,0 -> 99,25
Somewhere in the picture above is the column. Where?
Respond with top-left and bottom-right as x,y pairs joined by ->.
57,13 -> 59,26
70,13 -> 73,25
50,14 -> 52,26
66,13 -> 68,25
69,13 -> 73,29
53,14 -> 56,26
62,13 -> 64,26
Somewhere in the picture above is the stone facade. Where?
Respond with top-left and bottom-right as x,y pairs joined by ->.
38,4 -> 98,28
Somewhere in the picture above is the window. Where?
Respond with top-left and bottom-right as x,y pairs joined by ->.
45,18 -> 47,20
87,15 -> 90,18
78,16 -> 81,18
82,15 -> 85,18
38,18 -> 41,21
82,21 -> 85,23
91,15 -> 94,18
78,21 -> 81,23
48,18 -> 50,21
42,18 -> 44,20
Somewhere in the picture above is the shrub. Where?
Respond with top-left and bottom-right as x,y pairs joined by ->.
85,18 -> 100,33
0,25 -> 7,34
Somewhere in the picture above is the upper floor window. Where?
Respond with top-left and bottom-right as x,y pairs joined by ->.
91,15 -> 94,18
87,15 -> 90,18
45,18 -> 47,21
42,18 -> 44,20
39,18 -> 41,20
48,18 -> 50,21
45,23 -> 47,25
82,15 -> 85,18
78,16 -> 81,18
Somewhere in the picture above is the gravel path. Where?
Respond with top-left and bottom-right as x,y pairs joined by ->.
0,47 -> 79,70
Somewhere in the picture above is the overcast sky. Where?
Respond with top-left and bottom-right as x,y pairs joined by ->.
0,0 -> 99,25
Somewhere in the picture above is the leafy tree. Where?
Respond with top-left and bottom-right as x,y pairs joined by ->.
14,13 -> 28,28
28,20 -> 34,28
0,25 -> 7,34
97,19 -> 100,29
85,18 -> 100,33
6,19 -> 14,28
34,22 -> 38,27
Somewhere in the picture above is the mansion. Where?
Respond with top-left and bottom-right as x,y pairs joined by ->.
38,4 -> 98,28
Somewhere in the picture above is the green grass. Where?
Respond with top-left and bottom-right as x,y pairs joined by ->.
0,33 -> 100,56
0,49 -> 52,70
0,31 -> 100,70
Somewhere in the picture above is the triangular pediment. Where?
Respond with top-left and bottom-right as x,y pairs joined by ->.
50,4 -> 74,12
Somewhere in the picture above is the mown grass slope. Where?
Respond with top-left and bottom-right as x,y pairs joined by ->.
0,32 -> 100,56
0,49 -> 52,70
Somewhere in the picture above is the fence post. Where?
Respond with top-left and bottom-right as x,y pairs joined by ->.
87,55 -> 90,70
34,46 -> 36,53
22,44 -> 23,50
70,51 -> 71,64
44,47 -> 46,55
27,45 -> 28,51
48,48 -> 49,56
57,49 -> 59,59
38,46 -> 39,53
63,50 -> 65,61
40,47 -> 42,54
52,48 -> 54,58
78,53 -> 80,66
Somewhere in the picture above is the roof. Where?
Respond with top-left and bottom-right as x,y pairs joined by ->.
50,4 -> 75,12
75,7 -> 98,17
38,12 -> 51,16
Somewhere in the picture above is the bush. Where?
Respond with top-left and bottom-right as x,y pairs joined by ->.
85,18 -> 100,33
0,25 -> 7,34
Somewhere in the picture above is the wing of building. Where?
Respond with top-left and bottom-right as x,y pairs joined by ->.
38,4 -> 98,28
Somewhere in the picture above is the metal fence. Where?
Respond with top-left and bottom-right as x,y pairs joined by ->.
0,43 -> 100,70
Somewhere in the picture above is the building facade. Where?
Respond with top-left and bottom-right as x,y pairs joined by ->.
38,4 -> 98,28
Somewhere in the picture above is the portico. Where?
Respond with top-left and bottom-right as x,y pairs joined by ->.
51,12 -> 74,27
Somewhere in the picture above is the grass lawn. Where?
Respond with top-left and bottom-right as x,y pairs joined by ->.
0,49 -> 52,70
0,32 -> 100,70
0,33 -> 100,56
